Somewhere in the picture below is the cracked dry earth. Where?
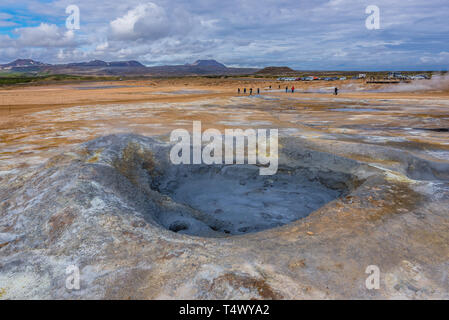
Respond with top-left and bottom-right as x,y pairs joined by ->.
0,87 -> 449,299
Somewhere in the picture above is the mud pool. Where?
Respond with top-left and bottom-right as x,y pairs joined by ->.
154,164 -> 346,236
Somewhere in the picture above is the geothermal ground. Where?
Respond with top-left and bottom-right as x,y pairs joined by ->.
0,78 -> 448,299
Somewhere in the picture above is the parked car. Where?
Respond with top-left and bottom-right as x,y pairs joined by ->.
388,71 -> 403,79
277,77 -> 297,81
411,74 -> 429,80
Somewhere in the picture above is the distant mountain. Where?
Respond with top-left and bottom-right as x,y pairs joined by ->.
67,60 -> 109,67
67,60 -> 145,67
0,58 -> 258,76
190,59 -> 227,70
255,66 -> 296,75
108,60 -> 144,67
144,59 -> 258,76
1,59 -> 49,68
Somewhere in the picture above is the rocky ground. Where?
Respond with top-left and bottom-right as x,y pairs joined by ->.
0,133 -> 448,299
0,79 -> 448,299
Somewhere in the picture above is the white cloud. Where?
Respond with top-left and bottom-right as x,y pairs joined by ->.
109,2 -> 197,41
109,4 -> 151,40
0,12 -> 17,27
95,41 -> 109,51
420,52 -> 449,64
0,21 -> 17,27
15,23 -> 77,47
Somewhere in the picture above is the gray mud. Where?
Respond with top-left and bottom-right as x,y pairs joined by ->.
77,134 -> 364,238
155,164 -> 344,236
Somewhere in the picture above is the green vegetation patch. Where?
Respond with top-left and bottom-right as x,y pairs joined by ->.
0,74 -> 120,86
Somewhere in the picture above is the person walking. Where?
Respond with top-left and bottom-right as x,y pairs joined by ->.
257,88 -> 260,94
238,88 -> 240,94
244,88 -> 246,94
249,88 -> 253,95
291,86 -> 295,93
285,86 -> 288,93
334,87 -> 338,95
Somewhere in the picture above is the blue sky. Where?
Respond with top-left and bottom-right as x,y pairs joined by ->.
0,0 -> 448,70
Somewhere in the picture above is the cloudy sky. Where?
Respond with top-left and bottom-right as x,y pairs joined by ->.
0,0 -> 448,70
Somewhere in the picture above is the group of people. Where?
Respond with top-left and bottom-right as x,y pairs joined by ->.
237,86 -> 339,95
237,88 -> 260,95
284,86 -> 338,94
